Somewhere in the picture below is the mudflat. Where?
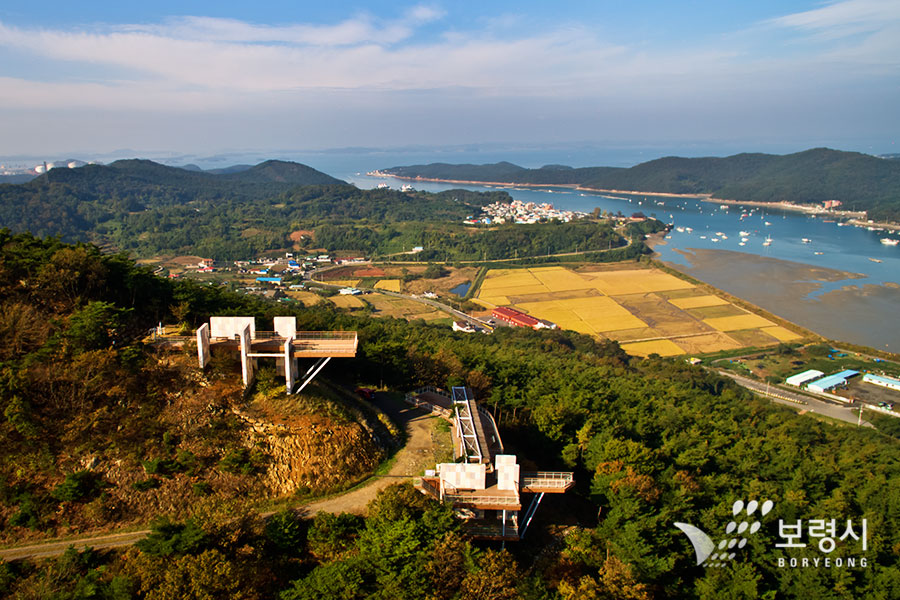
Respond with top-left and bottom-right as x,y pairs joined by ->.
668,248 -> 899,349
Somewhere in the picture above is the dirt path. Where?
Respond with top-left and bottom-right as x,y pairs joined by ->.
0,398 -> 442,561
301,400 -> 440,515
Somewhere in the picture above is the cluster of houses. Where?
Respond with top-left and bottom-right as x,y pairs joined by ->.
464,199 -> 587,225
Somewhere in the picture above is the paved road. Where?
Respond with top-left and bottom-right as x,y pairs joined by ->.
0,397 -> 441,562
719,370 -> 870,427
0,529 -> 151,562
302,399 -> 440,516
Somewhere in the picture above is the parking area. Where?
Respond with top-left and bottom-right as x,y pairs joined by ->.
843,378 -> 900,410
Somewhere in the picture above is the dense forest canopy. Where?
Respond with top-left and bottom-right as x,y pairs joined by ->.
0,160 -> 517,259
380,148 -> 900,222
1,232 -> 899,598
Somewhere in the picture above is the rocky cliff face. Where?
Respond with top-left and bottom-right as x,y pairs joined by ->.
233,410 -> 386,497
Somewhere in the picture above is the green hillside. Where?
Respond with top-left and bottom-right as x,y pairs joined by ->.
382,148 -> 900,221
0,161 -> 510,259
2,232 -> 900,598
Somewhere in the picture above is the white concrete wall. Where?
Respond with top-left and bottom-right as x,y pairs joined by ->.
439,462 -> 486,490
274,316 -> 296,339
210,316 -> 256,339
196,323 -> 210,368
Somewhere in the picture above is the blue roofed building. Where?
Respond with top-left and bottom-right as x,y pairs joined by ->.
863,373 -> 900,392
807,370 -> 859,393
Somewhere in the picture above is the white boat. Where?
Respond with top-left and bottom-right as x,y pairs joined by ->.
720,205 -> 728,209
676,227 -> 685,233
870,258 -> 883,263
881,238 -> 899,246
801,238 -> 811,244
711,237 -> 720,242
740,231 -> 750,237
765,221 -> 772,226
685,227 -> 693,233
739,242 -> 746,246
700,235 -> 707,239
715,232 -> 725,236
763,241 -> 772,247
741,237 -> 749,243
814,252 -> 823,255
720,235 -> 728,240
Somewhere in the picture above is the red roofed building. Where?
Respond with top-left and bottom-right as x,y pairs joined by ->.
492,307 -> 556,330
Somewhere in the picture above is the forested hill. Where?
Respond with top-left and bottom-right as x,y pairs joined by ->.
0,159 -> 509,259
381,148 -> 900,222
3,232 -> 900,598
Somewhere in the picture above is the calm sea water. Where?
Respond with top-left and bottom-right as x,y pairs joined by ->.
164,147 -> 899,349
342,170 -> 900,350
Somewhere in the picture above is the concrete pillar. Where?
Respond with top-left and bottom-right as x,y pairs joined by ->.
284,337 -> 295,393
240,324 -> 254,387
196,323 -> 210,368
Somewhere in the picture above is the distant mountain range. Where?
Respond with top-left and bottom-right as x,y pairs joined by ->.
379,148 -> 900,222
0,158 -> 345,247
0,157 -> 507,259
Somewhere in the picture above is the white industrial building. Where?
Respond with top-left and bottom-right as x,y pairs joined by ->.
785,369 -> 824,387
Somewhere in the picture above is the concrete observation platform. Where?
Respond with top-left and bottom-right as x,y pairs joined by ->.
196,316 -> 357,394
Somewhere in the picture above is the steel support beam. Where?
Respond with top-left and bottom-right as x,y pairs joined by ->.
296,356 -> 332,394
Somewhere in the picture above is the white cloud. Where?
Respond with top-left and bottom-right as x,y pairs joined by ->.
0,2 -> 896,152
770,0 -> 900,37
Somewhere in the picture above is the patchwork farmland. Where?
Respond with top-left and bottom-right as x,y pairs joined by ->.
474,265 -> 803,357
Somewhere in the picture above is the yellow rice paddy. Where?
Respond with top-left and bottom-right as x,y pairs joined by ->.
760,326 -> 802,342
620,339 -> 686,357
668,295 -> 730,309
330,295 -> 366,309
475,265 -> 804,357
327,279 -> 360,288
704,314 -> 776,332
374,279 -> 402,292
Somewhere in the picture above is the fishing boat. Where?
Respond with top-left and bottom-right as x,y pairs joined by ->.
685,227 -> 693,233
738,242 -> 746,246
720,235 -> 728,239
881,238 -> 899,246
711,238 -> 720,242
763,241 -> 772,247
814,252 -> 823,255
765,221 -> 772,226
801,238 -> 811,244
676,227 -> 685,233
740,231 -> 750,237
870,258 -> 883,263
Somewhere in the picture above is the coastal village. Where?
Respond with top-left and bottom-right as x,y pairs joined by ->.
463,199 -> 587,225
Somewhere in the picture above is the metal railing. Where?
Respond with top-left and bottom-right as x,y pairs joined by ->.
522,472 -> 574,488
404,388 -> 453,418
443,492 -> 521,507
476,405 -> 504,452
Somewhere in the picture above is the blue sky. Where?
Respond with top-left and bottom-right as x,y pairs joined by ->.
0,0 -> 898,158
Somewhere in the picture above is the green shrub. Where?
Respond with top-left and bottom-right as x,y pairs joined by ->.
131,478 -> 161,492
136,517 -> 207,557
141,458 -> 182,477
192,482 -> 212,496
264,510 -> 306,554
218,448 -> 265,475
52,470 -> 101,502
8,495 -> 41,529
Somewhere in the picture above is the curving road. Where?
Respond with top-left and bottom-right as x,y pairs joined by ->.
719,370 -> 870,427
0,397 -> 441,561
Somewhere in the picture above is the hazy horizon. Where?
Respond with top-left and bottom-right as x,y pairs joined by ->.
1,0 -> 898,158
